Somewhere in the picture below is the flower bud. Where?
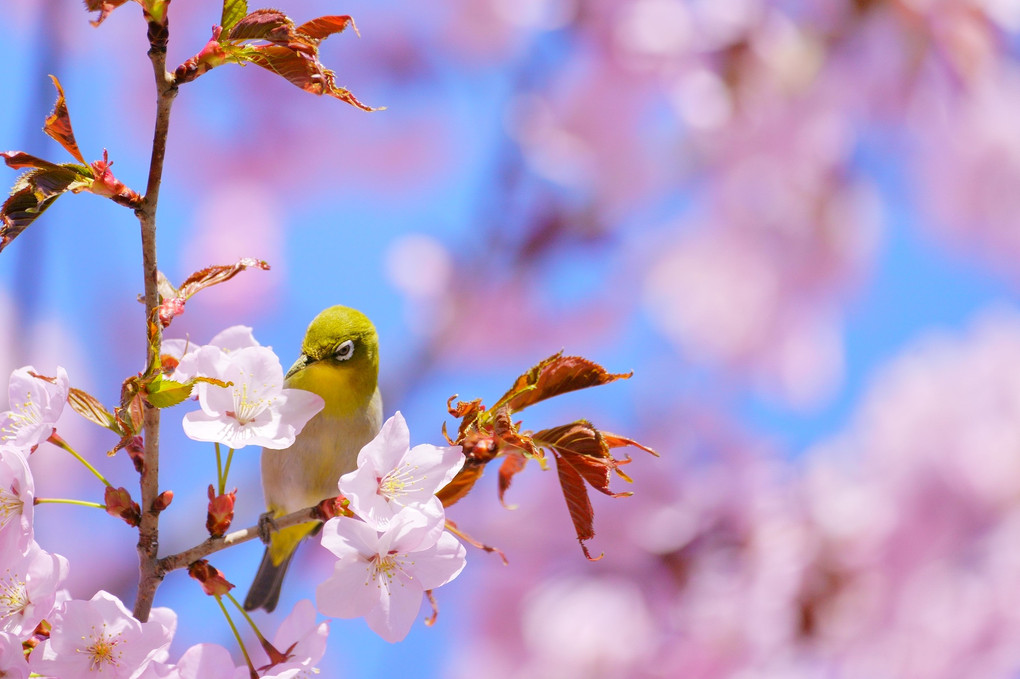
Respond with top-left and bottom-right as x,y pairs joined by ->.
206,485 -> 236,537
104,486 -> 141,527
188,559 -> 234,597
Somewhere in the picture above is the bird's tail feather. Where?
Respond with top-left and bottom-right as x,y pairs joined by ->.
243,547 -> 294,613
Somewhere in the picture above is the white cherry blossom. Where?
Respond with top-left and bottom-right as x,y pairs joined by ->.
316,508 -> 466,643
0,366 -> 68,453
339,412 -> 464,531
181,346 -> 323,449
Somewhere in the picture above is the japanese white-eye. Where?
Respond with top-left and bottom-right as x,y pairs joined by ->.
243,305 -> 382,612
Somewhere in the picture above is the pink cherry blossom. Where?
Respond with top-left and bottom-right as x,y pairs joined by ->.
168,325 -> 261,383
181,346 -> 324,450
29,591 -> 175,679
0,630 -> 29,679
0,540 -> 69,637
249,599 -> 328,676
0,366 -> 68,454
136,643 -> 239,679
316,509 -> 466,643
0,447 -> 33,551
339,412 -> 464,530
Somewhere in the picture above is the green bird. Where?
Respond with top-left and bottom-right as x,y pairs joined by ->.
243,305 -> 382,613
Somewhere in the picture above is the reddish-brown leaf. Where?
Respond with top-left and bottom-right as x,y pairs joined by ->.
497,451 -> 528,507
1,161 -> 90,252
491,407 -> 542,458
44,76 -> 85,164
437,464 -> 484,508
553,452 -> 601,561
155,258 -> 269,328
603,431 -> 659,457
2,151 -> 69,172
497,352 -> 633,413
297,15 -> 355,41
227,9 -> 294,44
67,387 -> 117,431
445,395 -> 485,442
244,45 -> 377,111
537,421 -> 632,497
177,257 -> 270,300
84,0 -> 132,27
115,376 -> 146,439
1,188 -> 57,252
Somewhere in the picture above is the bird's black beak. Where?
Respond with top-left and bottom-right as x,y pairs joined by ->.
285,353 -> 313,379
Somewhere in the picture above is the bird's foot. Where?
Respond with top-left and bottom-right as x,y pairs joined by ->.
256,512 -> 278,544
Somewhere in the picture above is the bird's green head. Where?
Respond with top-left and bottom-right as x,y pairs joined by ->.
285,305 -> 379,413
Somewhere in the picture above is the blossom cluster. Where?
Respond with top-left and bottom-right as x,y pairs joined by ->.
321,411 -> 467,642
0,346 -> 468,674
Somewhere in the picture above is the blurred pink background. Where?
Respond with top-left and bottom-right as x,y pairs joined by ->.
5,0 -> 1020,676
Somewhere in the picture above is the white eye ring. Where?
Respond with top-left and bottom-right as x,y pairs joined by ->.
334,339 -> 355,361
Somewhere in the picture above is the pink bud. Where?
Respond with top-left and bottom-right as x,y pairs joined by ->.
206,485 -> 237,537
104,486 -> 141,527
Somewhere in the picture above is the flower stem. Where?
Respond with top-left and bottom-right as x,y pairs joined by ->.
216,595 -> 257,679
34,497 -> 106,510
215,442 -> 223,492
47,433 -> 111,487
228,591 -> 268,642
220,448 -> 235,495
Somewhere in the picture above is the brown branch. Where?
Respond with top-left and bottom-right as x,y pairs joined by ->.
156,506 -> 320,575
132,35 -> 178,623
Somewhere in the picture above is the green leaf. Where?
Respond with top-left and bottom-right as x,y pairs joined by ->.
145,375 -> 231,409
145,376 -> 194,409
221,0 -> 248,32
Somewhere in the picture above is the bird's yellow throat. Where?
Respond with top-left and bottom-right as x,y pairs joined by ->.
286,359 -> 377,417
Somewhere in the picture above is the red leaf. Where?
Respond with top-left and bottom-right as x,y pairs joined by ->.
537,421 -> 633,497
156,258 -> 270,328
227,9 -> 294,44
0,159 -> 90,252
84,0 -> 133,27
437,463 -> 484,508
44,76 -> 85,164
244,45 -> 377,110
603,431 -> 659,457
1,151 -> 67,172
496,352 -> 633,413
176,257 -> 270,299
497,451 -> 528,507
297,15 -> 356,41
553,452 -> 602,561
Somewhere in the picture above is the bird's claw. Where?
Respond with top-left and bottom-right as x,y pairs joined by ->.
257,512 -> 278,544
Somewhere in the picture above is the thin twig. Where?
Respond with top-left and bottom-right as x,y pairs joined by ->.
157,505 -> 320,574
132,36 -> 178,622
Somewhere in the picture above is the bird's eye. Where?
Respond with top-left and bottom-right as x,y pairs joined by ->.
333,339 -> 355,361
